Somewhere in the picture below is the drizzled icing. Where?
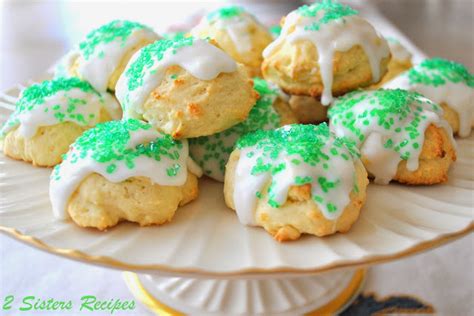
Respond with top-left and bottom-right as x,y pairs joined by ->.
263,1 -> 390,105
50,119 -> 193,219
189,78 -> 281,181
328,89 -> 454,184
0,78 -> 120,139
76,20 -> 160,91
384,58 -> 474,137
232,123 -> 360,225
386,37 -> 412,62
191,6 -> 262,54
53,51 -> 79,79
116,37 -> 237,119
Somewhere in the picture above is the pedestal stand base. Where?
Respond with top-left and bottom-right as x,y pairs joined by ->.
123,269 -> 366,315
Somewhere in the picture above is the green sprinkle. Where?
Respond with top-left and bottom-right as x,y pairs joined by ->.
166,164 -> 181,177
1,77 -> 103,137
269,25 -> 282,37
52,119 -> 185,179
313,195 -> 324,203
106,164 -> 117,173
79,20 -> 153,60
207,6 -> 244,22
327,203 -> 337,213
295,176 -> 313,185
298,0 -> 359,31
235,123 -> 358,208
329,89 -> 439,163
408,58 -> 474,87
123,37 -> 195,95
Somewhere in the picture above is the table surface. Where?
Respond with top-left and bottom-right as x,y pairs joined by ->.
0,1 -> 473,315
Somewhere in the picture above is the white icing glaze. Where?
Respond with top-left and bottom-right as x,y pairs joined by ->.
384,71 -> 474,137
359,133 -> 408,183
53,50 -> 80,78
101,93 -> 122,120
116,38 -> 237,119
1,88 -> 119,138
386,38 -> 412,62
263,10 -> 390,105
50,128 -> 190,219
330,90 -> 454,184
232,126 -> 358,225
187,157 -> 203,178
189,132 -> 238,182
191,12 -> 260,54
78,28 -> 159,92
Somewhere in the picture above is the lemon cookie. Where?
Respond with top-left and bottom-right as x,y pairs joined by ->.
262,1 -> 390,105
384,58 -> 474,137
55,20 -> 159,91
191,6 -> 273,77
1,78 -> 120,167
116,36 -> 257,138
329,89 -> 456,184
224,123 -> 368,241
49,119 -> 201,230
189,78 -> 297,181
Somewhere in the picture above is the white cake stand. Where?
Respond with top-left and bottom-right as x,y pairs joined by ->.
1,83 -> 472,314
0,7 -> 473,314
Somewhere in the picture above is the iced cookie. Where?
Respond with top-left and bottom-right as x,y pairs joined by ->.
116,36 -> 257,138
49,119 -> 201,230
384,58 -> 474,137
54,20 -> 160,91
189,78 -> 297,181
224,123 -> 368,242
1,77 -> 120,167
262,1 -> 390,105
191,6 -> 273,77
329,89 -> 456,184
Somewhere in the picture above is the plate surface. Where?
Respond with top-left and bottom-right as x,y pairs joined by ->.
0,8 -> 473,277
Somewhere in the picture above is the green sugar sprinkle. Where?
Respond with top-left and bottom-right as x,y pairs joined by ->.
408,57 -> 474,87
236,123 -> 358,167
236,123 -> 358,208
19,77 -> 97,105
51,119 -> 184,181
269,25 -> 282,37
124,37 -> 195,94
79,20 -> 152,60
189,78 -> 280,177
328,89 -> 440,161
298,0 -> 359,31
1,77 -> 101,136
207,6 -> 244,22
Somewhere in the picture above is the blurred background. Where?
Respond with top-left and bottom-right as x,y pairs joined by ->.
0,0 -> 473,90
